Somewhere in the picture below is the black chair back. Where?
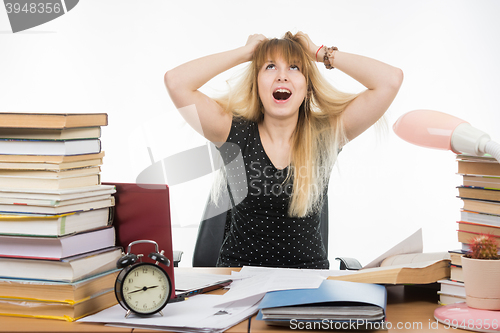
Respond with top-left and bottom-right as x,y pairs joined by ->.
192,194 -> 329,267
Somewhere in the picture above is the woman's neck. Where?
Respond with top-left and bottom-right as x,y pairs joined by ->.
259,114 -> 297,145
258,115 -> 298,169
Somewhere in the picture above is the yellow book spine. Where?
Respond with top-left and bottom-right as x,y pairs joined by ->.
0,212 -> 75,220
0,312 -> 78,322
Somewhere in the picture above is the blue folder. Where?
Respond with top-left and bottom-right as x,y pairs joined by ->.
256,279 -> 387,326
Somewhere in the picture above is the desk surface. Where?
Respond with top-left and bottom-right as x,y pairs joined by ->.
1,268 -> 464,333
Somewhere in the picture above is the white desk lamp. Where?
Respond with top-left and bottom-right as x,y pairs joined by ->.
393,109 -> 500,163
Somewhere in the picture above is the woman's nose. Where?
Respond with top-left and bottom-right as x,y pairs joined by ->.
276,71 -> 288,82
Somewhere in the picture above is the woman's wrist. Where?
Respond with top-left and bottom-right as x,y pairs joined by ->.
316,45 -> 339,69
234,45 -> 255,63
324,46 -> 338,69
315,45 -> 324,62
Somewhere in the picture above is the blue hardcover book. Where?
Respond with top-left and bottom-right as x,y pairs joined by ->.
256,279 -> 387,329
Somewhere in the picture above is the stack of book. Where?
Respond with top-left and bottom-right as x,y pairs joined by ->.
0,113 -> 122,321
438,154 -> 500,305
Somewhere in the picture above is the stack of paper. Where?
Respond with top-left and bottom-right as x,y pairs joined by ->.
79,294 -> 260,333
80,267 -> 328,332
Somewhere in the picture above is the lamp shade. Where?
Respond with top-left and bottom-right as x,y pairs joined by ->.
393,109 -> 468,152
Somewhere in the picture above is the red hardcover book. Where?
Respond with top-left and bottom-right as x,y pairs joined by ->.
103,182 -> 175,298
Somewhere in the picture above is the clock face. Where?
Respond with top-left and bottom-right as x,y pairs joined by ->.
117,263 -> 171,315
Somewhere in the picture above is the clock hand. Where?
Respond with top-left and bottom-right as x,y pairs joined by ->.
128,285 -> 159,294
128,287 -> 147,294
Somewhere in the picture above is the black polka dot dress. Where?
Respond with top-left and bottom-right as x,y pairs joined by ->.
216,118 -> 329,269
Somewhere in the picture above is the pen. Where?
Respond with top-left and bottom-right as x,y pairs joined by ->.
169,296 -> 188,303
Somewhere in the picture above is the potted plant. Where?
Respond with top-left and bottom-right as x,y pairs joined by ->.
461,233 -> 500,310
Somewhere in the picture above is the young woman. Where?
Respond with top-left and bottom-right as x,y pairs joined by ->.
164,32 -> 403,268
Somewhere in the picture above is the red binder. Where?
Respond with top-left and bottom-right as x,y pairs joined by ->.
103,182 -> 175,298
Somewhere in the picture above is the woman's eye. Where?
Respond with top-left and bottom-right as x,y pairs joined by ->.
265,64 -> 276,70
290,65 -> 300,71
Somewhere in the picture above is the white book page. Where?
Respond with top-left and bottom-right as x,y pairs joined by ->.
380,252 -> 450,267
363,228 -> 423,269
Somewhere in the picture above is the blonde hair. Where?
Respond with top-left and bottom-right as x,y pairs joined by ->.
214,32 -> 359,217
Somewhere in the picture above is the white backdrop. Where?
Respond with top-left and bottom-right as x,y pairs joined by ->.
1,0 -> 500,267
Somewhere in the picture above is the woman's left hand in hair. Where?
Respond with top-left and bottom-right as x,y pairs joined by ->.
295,31 -> 320,61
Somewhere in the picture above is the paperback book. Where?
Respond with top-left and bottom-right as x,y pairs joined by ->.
0,127 -> 101,140
0,226 -> 115,260
0,139 -> 101,156
0,112 -> 107,129
0,246 -> 122,282
0,196 -> 114,214
0,207 -> 113,237
0,269 -> 119,302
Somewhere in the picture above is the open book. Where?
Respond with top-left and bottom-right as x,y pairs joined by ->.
328,229 -> 451,284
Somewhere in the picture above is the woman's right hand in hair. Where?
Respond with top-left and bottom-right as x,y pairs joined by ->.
165,35 -> 267,145
243,34 -> 267,60
295,31 -> 320,61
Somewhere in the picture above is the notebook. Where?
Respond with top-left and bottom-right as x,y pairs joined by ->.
103,182 -> 176,298
103,182 -> 231,301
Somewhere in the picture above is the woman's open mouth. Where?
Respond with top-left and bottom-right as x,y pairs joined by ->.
272,88 -> 292,103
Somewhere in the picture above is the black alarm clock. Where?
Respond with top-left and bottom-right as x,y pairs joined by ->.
114,240 -> 172,318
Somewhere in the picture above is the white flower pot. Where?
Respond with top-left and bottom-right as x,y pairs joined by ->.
462,256 -> 500,310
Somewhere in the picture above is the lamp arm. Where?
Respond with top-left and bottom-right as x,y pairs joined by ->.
485,141 -> 500,164
451,123 -> 500,163
451,123 -> 491,156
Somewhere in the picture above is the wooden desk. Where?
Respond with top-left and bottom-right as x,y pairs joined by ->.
0,268 -> 465,332
0,268 -> 245,333
249,284 -> 462,333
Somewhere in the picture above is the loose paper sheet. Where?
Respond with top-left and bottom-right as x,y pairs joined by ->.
214,266 -> 326,306
79,294 -> 260,333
